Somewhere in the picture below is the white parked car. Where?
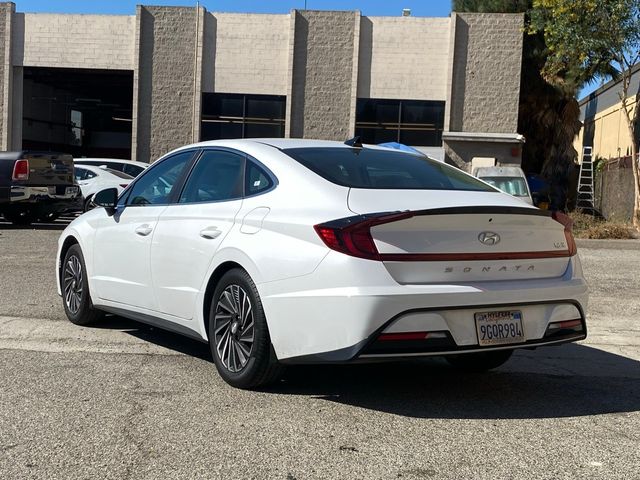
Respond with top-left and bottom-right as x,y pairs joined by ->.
474,166 -> 533,205
73,164 -> 133,211
57,139 -> 588,389
74,158 -> 148,177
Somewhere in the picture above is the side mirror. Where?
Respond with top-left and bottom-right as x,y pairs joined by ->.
93,188 -> 118,215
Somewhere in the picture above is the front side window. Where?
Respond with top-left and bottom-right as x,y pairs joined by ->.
283,147 -> 495,192
126,151 -> 194,205
74,167 -> 87,181
179,150 -> 245,203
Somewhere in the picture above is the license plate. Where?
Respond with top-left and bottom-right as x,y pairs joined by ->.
66,186 -> 79,195
475,310 -> 524,346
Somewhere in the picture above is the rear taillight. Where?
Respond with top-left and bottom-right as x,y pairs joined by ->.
314,212 -> 413,261
12,159 -> 29,181
551,211 -> 577,256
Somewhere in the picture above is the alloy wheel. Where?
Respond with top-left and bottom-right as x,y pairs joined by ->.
63,255 -> 83,315
214,284 -> 255,373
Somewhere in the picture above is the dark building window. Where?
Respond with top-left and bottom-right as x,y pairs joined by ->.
201,93 -> 286,140
22,67 -> 133,159
355,98 -> 445,146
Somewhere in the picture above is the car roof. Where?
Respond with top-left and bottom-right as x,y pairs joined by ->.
172,138 -> 360,152
74,158 -> 149,167
74,164 -> 132,178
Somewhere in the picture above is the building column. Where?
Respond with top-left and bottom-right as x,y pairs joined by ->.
0,2 -> 14,150
287,9 -> 360,140
132,5 -> 205,163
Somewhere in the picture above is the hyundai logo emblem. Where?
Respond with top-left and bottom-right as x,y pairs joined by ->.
478,231 -> 500,246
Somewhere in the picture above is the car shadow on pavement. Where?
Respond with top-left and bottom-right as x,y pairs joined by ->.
0,222 -> 68,231
97,314 -> 212,361
275,344 -> 640,419
95,315 -> 640,420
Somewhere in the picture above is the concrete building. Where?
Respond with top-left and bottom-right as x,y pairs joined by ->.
576,63 -> 639,162
0,3 -> 525,168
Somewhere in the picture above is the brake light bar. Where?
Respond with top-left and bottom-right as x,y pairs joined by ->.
314,211 -> 413,261
314,210 -> 577,262
12,159 -> 29,181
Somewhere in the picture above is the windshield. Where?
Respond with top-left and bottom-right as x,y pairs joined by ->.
480,176 -> 529,197
283,147 -> 495,191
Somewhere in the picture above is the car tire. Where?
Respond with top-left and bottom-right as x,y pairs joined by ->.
445,349 -> 513,372
62,244 -> 104,326
84,196 -> 94,212
37,212 -> 59,223
3,210 -> 35,225
208,268 -> 283,389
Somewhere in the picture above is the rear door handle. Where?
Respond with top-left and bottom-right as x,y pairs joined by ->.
135,224 -> 153,236
200,227 -> 222,239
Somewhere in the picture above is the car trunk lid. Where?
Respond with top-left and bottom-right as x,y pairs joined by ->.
346,189 -> 574,283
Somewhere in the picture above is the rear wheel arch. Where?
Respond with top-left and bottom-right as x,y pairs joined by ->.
203,261 -> 246,340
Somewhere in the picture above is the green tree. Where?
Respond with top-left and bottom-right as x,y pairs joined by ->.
531,0 -> 640,226
452,0 -> 626,212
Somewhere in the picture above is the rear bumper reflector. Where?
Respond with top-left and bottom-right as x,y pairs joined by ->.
378,332 -> 430,341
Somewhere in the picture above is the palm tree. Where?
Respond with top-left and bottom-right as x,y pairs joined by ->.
452,0 -> 601,210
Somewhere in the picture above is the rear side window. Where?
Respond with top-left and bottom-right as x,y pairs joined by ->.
74,167 -> 96,181
246,161 -> 273,195
123,164 -> 145,177
283,147 -> 495,191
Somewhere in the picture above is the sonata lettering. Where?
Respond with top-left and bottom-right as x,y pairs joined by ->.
443,265 -> 536,273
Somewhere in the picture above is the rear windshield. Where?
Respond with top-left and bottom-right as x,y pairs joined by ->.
283,147 -> 495,191
104,168 -> 133,179
480,176 -> 529,197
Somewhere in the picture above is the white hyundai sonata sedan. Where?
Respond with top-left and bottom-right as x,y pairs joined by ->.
56,138 -> 588,388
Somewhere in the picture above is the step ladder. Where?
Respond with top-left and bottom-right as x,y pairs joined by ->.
576,146 -> 596,214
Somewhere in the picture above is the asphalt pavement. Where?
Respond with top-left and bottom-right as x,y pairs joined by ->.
1,220 -> 639,479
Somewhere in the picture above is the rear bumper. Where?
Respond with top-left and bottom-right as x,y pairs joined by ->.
260,253 -> 589,362
1,185 -> 82,212
278,300 -> 587,364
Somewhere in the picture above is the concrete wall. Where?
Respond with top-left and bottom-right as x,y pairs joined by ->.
12,13 -> 135,70
448,13 -> 523,133
207,13 -> 289,95
357,16 -> 450,101
133,6 -> 202,163
289,10 -> 359,140
0,3 -> 13,149
595,163 -> 636,221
